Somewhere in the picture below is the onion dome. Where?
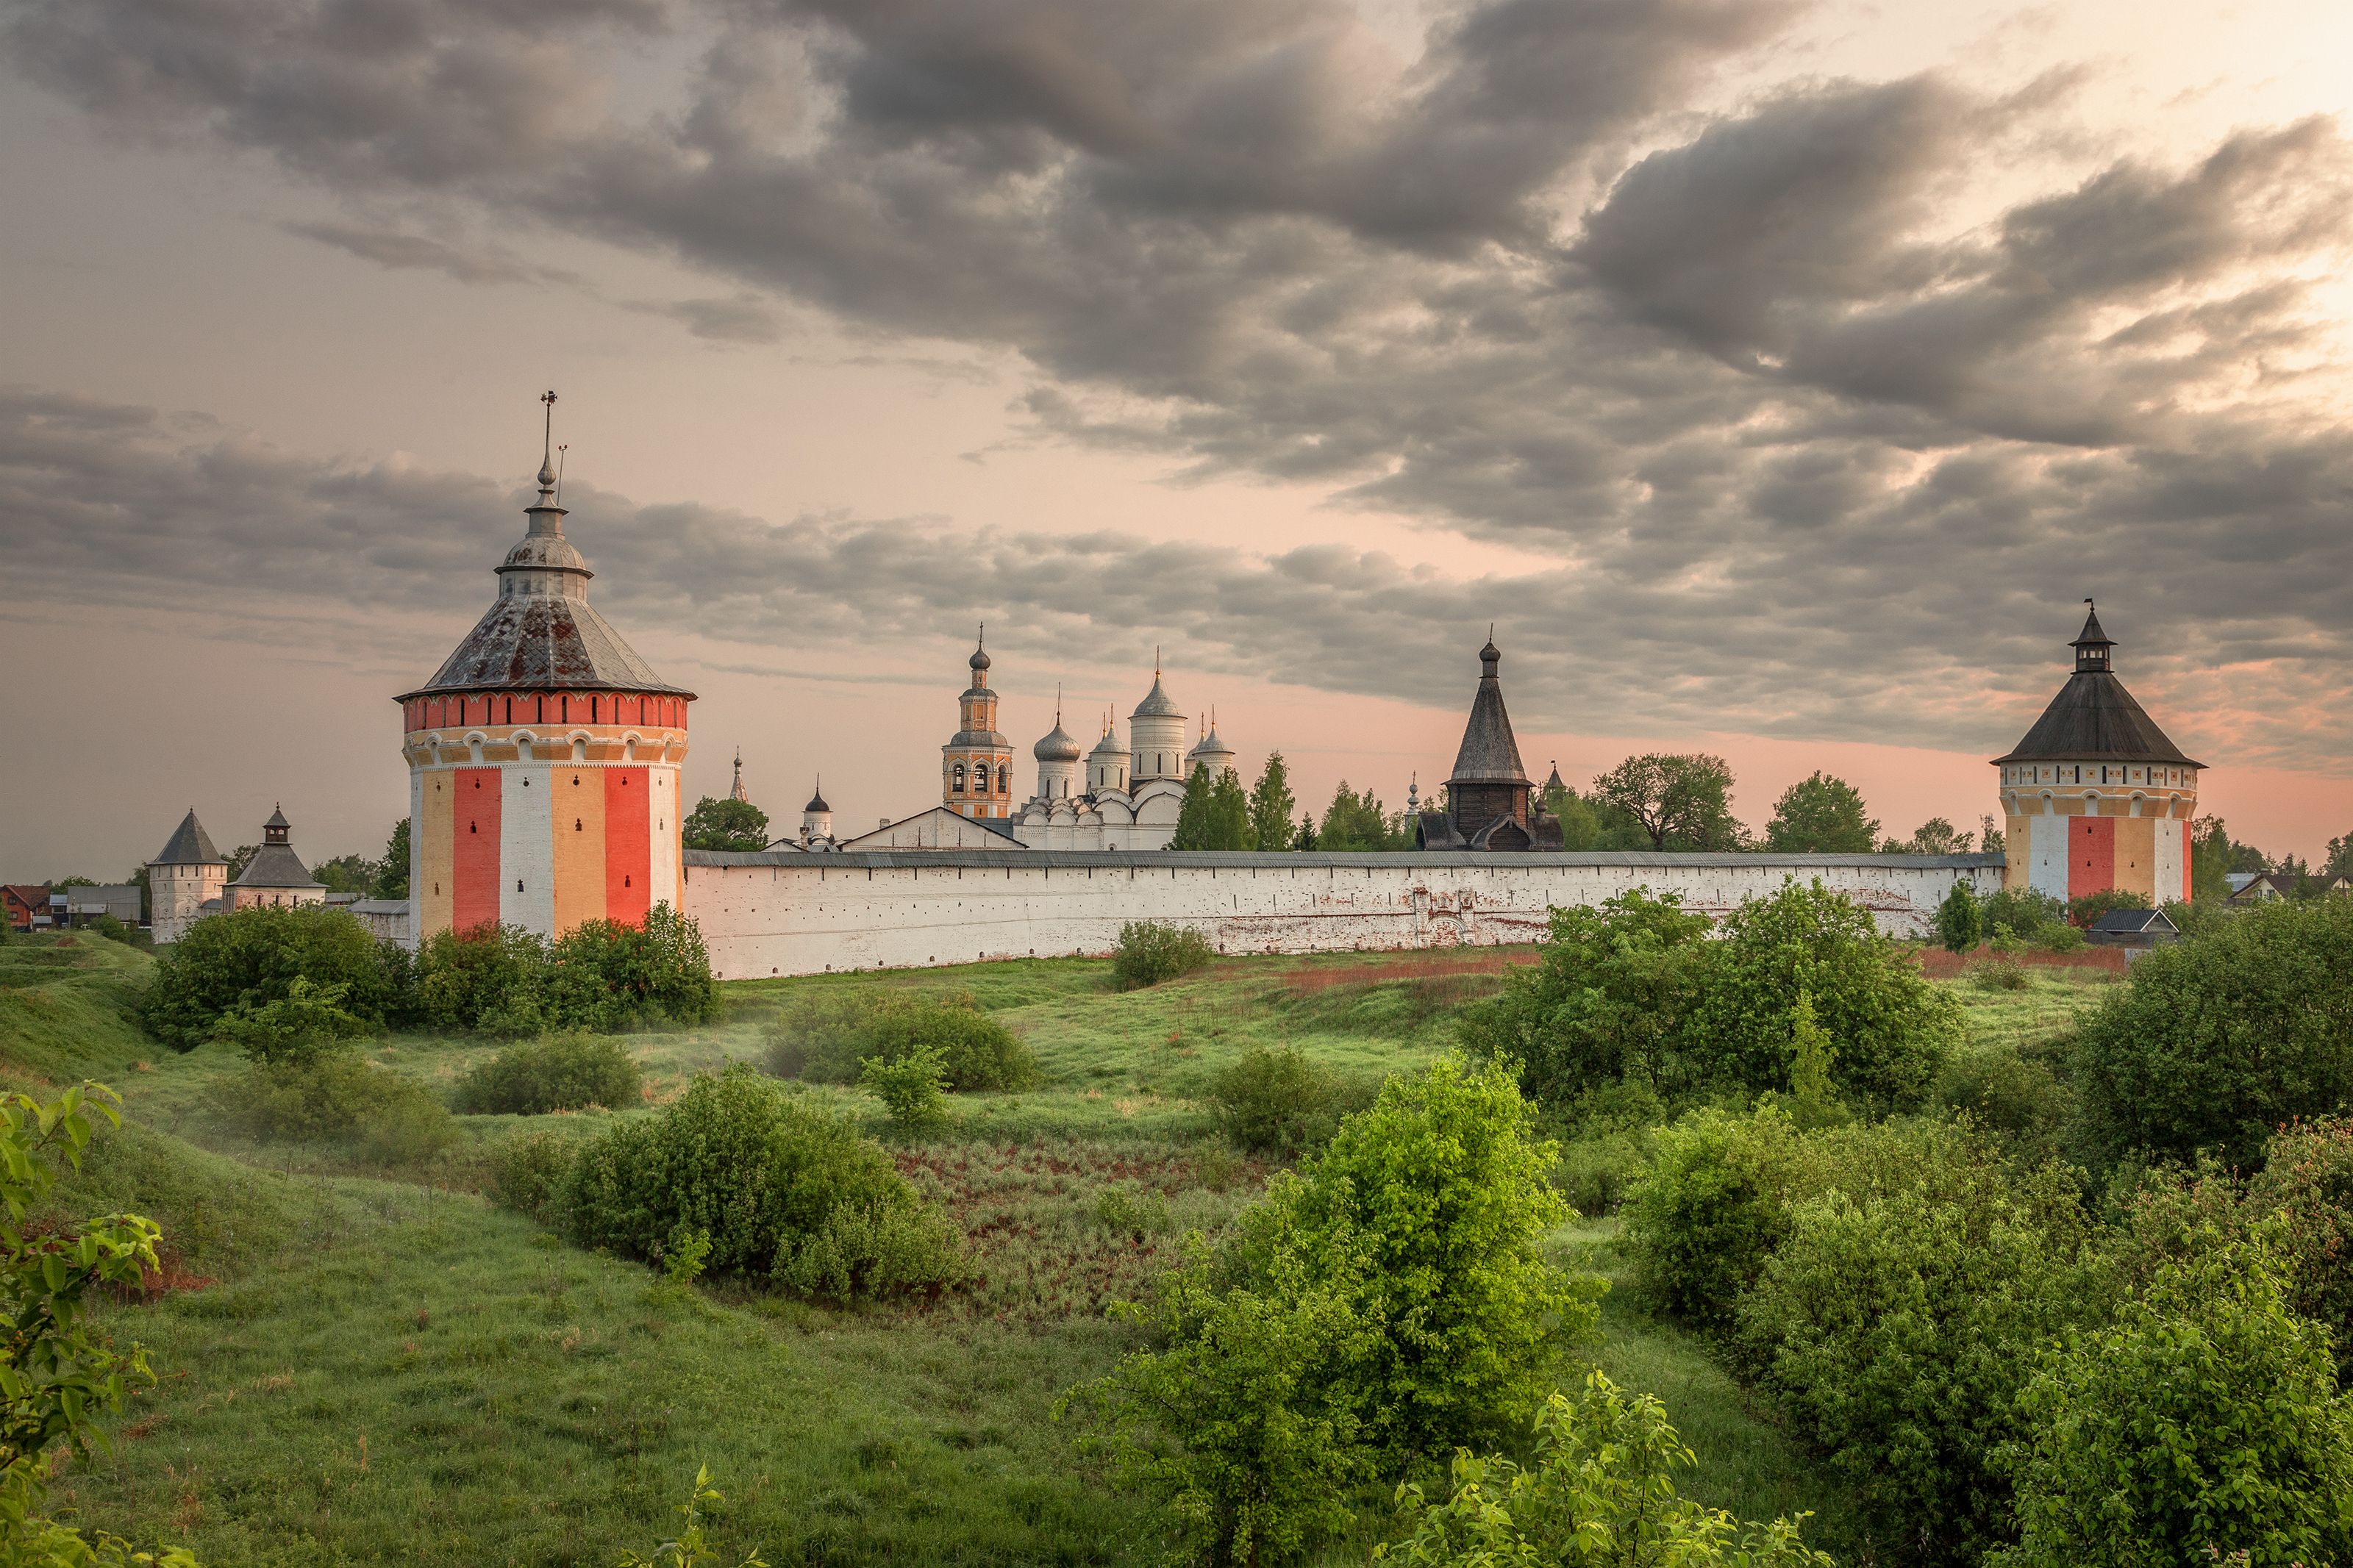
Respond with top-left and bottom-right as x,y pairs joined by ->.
1451,633 -> 1529,784
804,781 -> 831,813
398,406 -> 692,702
1132,673 -> 1183,720
1993,603 -> 2203,767
1035,722 -> 1082,762
151,809 -> 226,866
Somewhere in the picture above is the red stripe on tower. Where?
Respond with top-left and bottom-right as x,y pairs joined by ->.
2068,816 -> 2115,901
453,765 -> 503,931
605,766 -> 651,926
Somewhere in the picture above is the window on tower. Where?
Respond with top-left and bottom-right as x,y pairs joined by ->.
953,763 -> 967,792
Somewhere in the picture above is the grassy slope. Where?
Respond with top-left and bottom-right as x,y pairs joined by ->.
0,937 -> 2091,1564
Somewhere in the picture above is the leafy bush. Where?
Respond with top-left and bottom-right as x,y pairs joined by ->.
860,1047 -> 949,1133
1377,1371 -> 1833,1568
1113,921 -> 1215,989
486,1126 -> 581,1222
1620,1109 -> 1989,1333
1935,881 -> 1983,953
2069,895 -> 2353,1170
763,989 -> 1035,1091
415,906 -> 719,1039
1735,1162 -> 2111,1567
560,1065 -> 957,1299
1065,1057 -> 1601,1563
2251,1116 -> 2353,1386
216,1056 -> 460,1167
2065,887 -> 2147,930
1965,954 -> 2029,992
1458,890 -> 1713,1103
2000,1237 -> 2353,1568
207,975 -> 372,1064
1933,1044 -> 2071,1157
0,1085 -> 201,1567
1981,887 -> 2065,943
1693,879 -> 1957,1108
1209,1044 -> 1338,1153
451,1032 -> 643,1114
142,903 -> 406,1050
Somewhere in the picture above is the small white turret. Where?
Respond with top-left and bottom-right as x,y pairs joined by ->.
1129,654 -> 1187,784
1088,712 -> 1130,795
1034,690 -> 1083,801
1185,709 -> 1236,781
801,779 -> 834,845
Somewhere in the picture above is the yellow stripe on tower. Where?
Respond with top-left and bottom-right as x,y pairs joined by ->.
2114,817 -> 2157,902
552,766 -> 609,936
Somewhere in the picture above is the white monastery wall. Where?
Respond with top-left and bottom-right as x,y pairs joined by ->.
682,849 -> 2004,979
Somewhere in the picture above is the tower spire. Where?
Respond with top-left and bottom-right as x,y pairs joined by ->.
538,390 -> 558,494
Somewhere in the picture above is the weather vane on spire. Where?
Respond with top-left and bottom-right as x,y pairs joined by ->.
537,390 -> 559,493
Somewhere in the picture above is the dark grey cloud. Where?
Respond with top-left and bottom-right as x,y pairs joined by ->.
9,0 -> 2353,771
283,219 -> 585,285
9,385 -> 2353,774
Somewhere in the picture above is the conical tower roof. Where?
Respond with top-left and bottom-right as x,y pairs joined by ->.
1089,717 -> 1127,759
1993,604 -> 2203,767
151,809 -> 226,867
399,402 -> 692,701
1132,670 -> 1183,720
1449,636 -> 1529,785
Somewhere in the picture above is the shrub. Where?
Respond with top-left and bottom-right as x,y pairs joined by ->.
1981,887 -> 2065,943
217,1056 -> 461,1167
2065,887 -> 2147,930
1209,1045 -> 1337,1153
1377,1371 -> 1834,1568
2069,895 -> 2353,1170
142,903 -> 406,1050
2000,1237 -> 2353,1568
1736,1163 -> 2112,1567
2251,1116 -> 2353,1386
1963,953 -> 2029,990
1457,890 -> 1714,1104
1935,881 -> 1982,953
1692,879 -> 1957,1107
1933,1045 -> 2070,1156
1065,1057 -> 1602,1562
560,1065 -> 957,1299
764,989 -> 1035,1091
208,975 -> 372,1064
1113,921 -> 1215,989
1621,1109 -> 1990,1333
486,1126 -> 580,1222
860,1047 -> 949,1133
415,907 -> 720,1038
451,1033 -> 643,1114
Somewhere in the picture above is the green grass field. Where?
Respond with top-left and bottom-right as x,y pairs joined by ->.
0,931 -> 2118,1564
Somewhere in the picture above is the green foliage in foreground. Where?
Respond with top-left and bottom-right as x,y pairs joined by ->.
1377,1371 -> 1833,1568
859,1048 -> 949,1133
2000,1237 -> 2353,1568
560,1067 -> 960,1300
415,906 -> 720,1037
763,988 -> 1037,1091
2071,895 -> 2353,1170
1112,921 -> 1216,989
1066,1057 -> 1601,1564
450,1031 -> 643,1114
0,1086 -> 197,1567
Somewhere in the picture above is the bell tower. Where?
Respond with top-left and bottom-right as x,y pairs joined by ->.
943,627 -> 1015,820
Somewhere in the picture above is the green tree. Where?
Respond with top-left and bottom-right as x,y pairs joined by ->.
1317,782 -> 1404,851
311,853 -> 376,897
2070,895 -> 2353,1170
208,974 -> 371,1064
0,1084 -> 201,1566
2328,831 -> 2353,880
2190,814 -> 2271,901
1293,814 -> 1318,851
1935,881 -> 1983,953
1247,753 -> 1298,853
1692,878 -> 1957,1106
682,795 -> 770,852
1174,765 -> 1254,851
1883,817 -> 1974,854
224,845 -> 259,881
1377,1371 -> 1832,1568
2002,1236 -> 2353,1568
141,903 -> 406,1050
1459,889 -> 1715,1101
1762,772 -> 1879,853
372,817 -> 411,900
1590,755 -> 1744,851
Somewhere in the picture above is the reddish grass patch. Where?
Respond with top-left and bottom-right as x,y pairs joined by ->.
1281,951 -> 1534,996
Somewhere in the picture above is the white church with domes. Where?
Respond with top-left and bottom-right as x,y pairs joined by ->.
1005,649 -> 1230,851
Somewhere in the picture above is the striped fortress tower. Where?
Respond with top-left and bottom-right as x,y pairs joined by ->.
1993,604 -> 2202,906
396,395 -> 695,946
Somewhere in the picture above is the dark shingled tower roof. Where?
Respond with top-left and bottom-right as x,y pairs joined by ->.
399,414 -> 692,701
151,809 -> 226,866
1993,604 -> 2204,767
1449,634 -> 1529,785
231,804 -> 321,890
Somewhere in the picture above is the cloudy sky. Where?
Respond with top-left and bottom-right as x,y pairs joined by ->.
6,0 -> 2352,878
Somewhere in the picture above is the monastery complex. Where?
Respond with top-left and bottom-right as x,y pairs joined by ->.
144,404 -> 2205,977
